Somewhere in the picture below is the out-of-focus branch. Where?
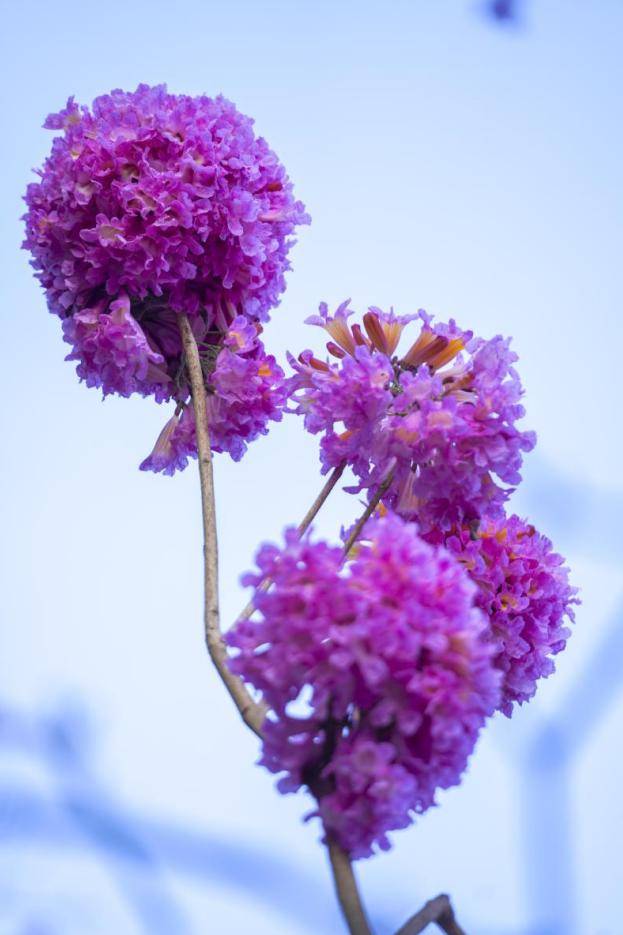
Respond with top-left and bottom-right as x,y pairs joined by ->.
394,894 -> 466,935
178,313 -> 265,737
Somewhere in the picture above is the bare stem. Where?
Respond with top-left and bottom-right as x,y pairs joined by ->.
297,460 -> 347,534
327,838 -> 373,935
341,468 -> 395,558
178,313 -> 265,738
394,894 -> 467,935
235,460 -> 346,625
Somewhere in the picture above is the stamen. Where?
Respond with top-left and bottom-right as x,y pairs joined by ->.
363,312 -> 390,354
401,330 -> 445,367
351,324 -> 370,348
327,341 -> 346,359
308,356 -> 331,372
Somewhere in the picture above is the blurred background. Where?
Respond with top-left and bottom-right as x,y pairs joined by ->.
1,0 -> 621,932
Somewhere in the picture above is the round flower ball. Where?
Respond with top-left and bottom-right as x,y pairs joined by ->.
288,302 -> 536,533
228,513 -> 501,858
436,515 -> 578,716
23,84 -> 309,400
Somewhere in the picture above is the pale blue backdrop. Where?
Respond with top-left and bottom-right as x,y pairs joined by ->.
1,1 -> 622,933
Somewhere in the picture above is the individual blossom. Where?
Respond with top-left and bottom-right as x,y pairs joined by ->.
228,513 -> 501,858
140,316 -> 288,473
426,515 -> 578,716
23,83 -> 309,408
137,407 -> 196,476
61,292 -> 173,400
288,301 -> 536,531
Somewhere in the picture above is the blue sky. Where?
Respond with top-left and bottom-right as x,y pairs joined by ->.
1,2 -> 622,933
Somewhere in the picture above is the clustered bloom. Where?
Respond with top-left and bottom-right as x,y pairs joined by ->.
288,302 -> 536,532
425,515 -> 579,716
226,298 -> 576,858
23,84 -> 308,463
228,514 -> 501,858
24,85 -> 578,865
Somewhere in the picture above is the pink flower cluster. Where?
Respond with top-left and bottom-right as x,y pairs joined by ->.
228,514 -> 501,857
24,86 -> 578,864
24,84 -> 308,325
289,302 -> 536,532
425,515 -> 579,716
23,84 -> 308,463
226,300 -> 576,858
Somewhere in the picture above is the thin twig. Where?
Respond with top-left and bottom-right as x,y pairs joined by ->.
394,894 -> 467,935
327,838 -> 373,935
341,468 -> 395,557
178,313 -> 265,738
298,461 -> 347,533
235,460 -> 346,624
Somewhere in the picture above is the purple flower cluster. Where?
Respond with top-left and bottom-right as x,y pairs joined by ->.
240,298 -> 576,857
23,84 -> 308,463
228,514 -> 500,857
288,302 -> 536,532
24,84 -> 308,326
24,83 -> 578,875
426,516 -> 578,716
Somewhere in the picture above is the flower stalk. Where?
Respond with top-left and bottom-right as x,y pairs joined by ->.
395,894 -> 466,935
342,468 -> 395,557
327,838 -> 373,935
235,459 -> 347,626
178,312 -> 265,737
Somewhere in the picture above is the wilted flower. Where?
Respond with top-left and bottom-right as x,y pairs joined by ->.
288,301 -> 535,531
228,513 -> 500,858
